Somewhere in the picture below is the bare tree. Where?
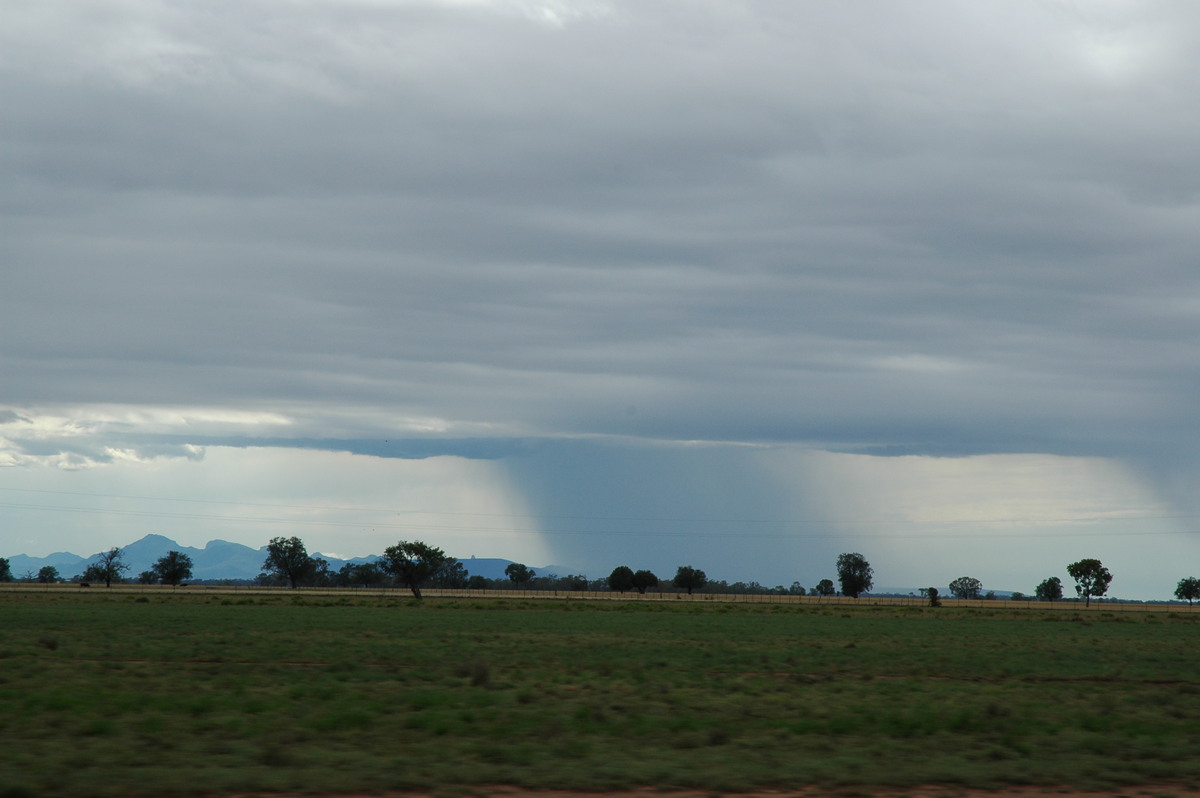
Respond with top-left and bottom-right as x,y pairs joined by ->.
89,547 -> 130,587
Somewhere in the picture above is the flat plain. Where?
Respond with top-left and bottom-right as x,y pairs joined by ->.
2,588 -> 1199,797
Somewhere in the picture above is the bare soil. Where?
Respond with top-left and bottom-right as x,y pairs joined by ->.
222,787 -> 1200,798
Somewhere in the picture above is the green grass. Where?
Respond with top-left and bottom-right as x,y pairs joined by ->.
3,592 -> 1200,796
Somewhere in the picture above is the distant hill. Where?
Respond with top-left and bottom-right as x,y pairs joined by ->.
451,557 -> 579,581
2,535 -> 574,583
5,550 -> 89,580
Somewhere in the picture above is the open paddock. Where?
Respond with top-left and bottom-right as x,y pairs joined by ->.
2,591 -> 1200,796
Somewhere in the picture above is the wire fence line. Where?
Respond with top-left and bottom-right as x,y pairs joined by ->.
0,582 -> 1193,611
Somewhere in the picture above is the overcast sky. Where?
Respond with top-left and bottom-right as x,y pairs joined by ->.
3,0 -> 1199,598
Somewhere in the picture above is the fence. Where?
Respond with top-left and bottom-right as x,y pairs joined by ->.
0,581 -> 1193,612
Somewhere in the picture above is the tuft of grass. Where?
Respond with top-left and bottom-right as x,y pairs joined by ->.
452,657 -> 491,687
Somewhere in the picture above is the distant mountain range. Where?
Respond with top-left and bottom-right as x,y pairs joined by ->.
1,534 -> 575,583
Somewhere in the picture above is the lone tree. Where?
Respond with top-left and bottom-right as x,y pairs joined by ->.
1066,558 -> 1112,607
153,550 -> 194,586
1035,576 -> 1063,602
607,565 -> 635,593
674,565 -> 707,595
948,576 -> 983,600
505,562 -> 535,588
631,569 -> 659,595
811,579 -> 836,597
1175,577 -> 1200,606
0,557 -> 11,582
88,547 -> 130,587
261,536 -> 318,589
379,540 -> 449,599
925,587 -> 941,607
836,552 -> 873,598
38,565 -> 59,583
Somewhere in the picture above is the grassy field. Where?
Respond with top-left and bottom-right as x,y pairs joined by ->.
2,590 -> 1200,797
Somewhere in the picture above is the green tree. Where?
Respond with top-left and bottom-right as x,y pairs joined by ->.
80,564 -> 106,584
379,540 -> 449,599
1066,558 -> 1112,607
560,574 -> 589,591
673,565 -> 707,595
88,547 -> 130,587
432,559 -> 467,589
811,579 -> 836,597
137,570 -> 157,585
38,565 -> 59,583
925,587 -> 941,607
607,565 -> 635,593
311,558 -> 332,587
338,561 -> 386,588
1035,576 -> 1063,602
948,576 -> 982,600
505,562 -> 535,588
631,569 -> 659,594
0,557 -> 12,582
261,536 -> 317,589
1175,577 -> 1200,606
836,552 -> 873,598
153,550 -> 194,586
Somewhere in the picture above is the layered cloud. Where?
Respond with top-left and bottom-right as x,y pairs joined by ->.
3,1 -> 1200,596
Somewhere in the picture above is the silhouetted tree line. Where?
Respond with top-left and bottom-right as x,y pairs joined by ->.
0,551 -> 194,587
6,541 -> 1197,607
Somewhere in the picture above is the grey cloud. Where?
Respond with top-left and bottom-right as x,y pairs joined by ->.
4,0 -> 1200,467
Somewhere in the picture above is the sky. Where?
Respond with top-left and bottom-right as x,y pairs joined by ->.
3,0 -> 1200,598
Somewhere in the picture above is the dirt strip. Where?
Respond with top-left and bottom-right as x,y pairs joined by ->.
221,787 -> 1200,798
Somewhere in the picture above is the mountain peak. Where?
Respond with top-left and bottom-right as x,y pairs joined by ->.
204,539 -> 254,551
131,533 -> 177,545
